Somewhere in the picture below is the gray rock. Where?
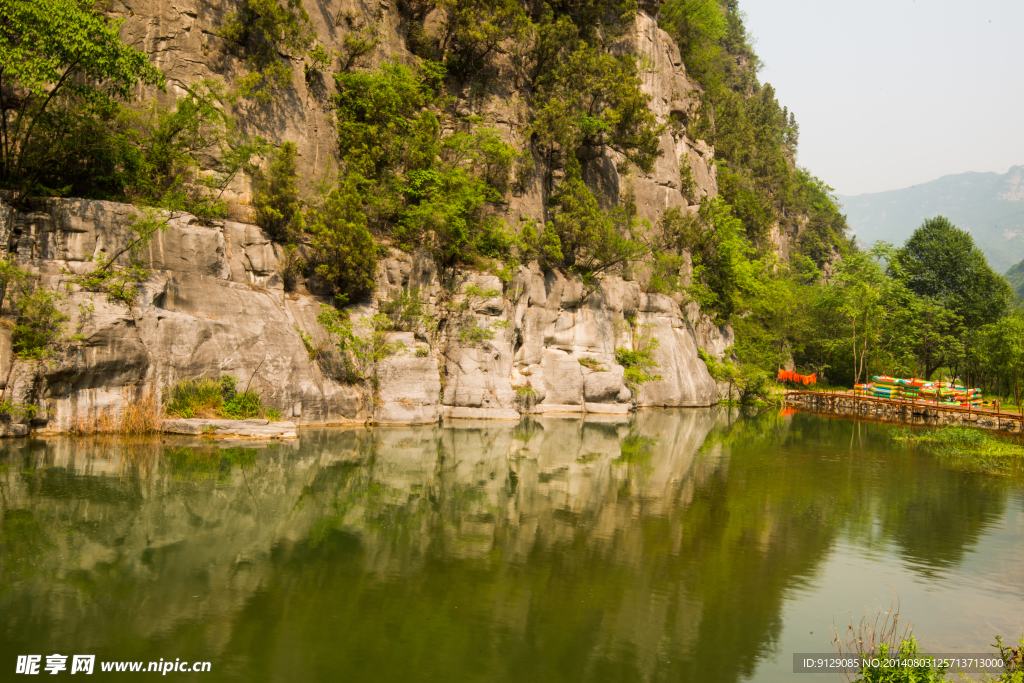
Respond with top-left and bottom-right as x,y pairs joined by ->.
634,313 -> 718,407
0,327 -> 12,389
442,330 -> 517,415
0,0 -> 737,438
0,422 -> 30,437
161,419 -> 296,438
541,350 -> 584,405
685,302 -> 735,360
376,356 -> 442,425
584,365 -> 626,403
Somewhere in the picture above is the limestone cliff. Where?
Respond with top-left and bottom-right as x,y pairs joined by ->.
0,195 -> 723,432
0,3 -> 735,433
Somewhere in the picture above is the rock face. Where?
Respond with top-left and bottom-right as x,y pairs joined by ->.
611,11 -> 717,227
0,4 -> 736,433
104,3 -> 718,230
0,197 -> 723,433
376,338 -> 443,425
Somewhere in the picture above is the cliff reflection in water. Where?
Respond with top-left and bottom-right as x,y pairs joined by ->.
0,410 -> 1017,683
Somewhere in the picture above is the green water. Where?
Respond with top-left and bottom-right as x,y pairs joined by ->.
1,409 -> 1022,682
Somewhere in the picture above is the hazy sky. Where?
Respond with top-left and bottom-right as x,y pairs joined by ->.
740,0 -> 1024,196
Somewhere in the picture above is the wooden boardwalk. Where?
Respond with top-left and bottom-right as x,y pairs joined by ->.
784,389 -> 1024,431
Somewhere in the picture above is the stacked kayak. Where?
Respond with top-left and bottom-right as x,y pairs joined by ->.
868,376 -> 981,406
872,376 -> 924,399
949,384 -> 981,406
919,381 -> 981,406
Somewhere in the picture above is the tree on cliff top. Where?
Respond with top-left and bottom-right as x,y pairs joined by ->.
0,0 -> 164,197
662,0 -> 848,264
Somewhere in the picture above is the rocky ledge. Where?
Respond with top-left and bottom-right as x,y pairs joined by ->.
161,419 -> 298,439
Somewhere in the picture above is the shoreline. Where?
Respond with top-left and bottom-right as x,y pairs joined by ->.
12,404 -> 726,439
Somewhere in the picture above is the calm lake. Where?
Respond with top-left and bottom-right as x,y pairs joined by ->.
1,409 -> 1022,682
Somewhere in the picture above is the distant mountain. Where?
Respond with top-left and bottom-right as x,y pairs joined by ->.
837,166 -> 1024,272
1004,258 -> 1024,299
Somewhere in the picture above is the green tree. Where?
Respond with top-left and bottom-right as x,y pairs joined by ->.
522,12 -> 578,84
6,268 -> 68,360
732,259 -> 817,372
333,61 -> 439,183
316,307 -> 403,385
220,0 -> 314,102
333,61 -> 518,273
895,216 -> 1012,329
978,310 -> 1024,401
252,141 -> 301,241
543,0 -> 638,40
900,296 -> 964,380
126,82 -> 265,219
532,158 -> 646,278
396,126 -> 517,273
661,1 -> 849,266
814,245 -> 912,384
303,179 -> 380,302
0,0 -> 164,196
660,0 -> 726,82
0,4 -> 255,214
437,0 -> 530,78
615,322 -> 662,391
61,86 -> 267,308
795,171 -> 850,265
666,198 -> 760,322
336,22 -> 381,73
717,166 -> 774,245
529,42 -> 662,182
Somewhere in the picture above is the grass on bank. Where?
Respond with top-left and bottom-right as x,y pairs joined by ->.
71,386 -> 162,436
164,376 -> 281,421
69,377 -> 280,436
847,632 -> 1024,682
891,425 -> 1024,474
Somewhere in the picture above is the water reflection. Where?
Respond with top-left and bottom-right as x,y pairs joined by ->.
0,411 -> 1021,682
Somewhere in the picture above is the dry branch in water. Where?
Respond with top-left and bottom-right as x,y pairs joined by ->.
831,590 -> 912,683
